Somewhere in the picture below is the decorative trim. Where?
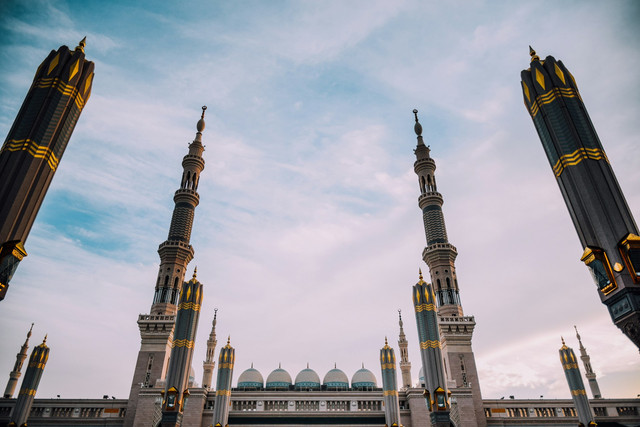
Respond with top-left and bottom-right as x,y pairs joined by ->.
1,139 -> 60,170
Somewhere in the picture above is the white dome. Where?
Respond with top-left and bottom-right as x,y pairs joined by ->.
351,367 -> 377,389
295,367 -> 321,390
266,367 -> 292,389
323,367 -> 349,389
237,367 -> 264,388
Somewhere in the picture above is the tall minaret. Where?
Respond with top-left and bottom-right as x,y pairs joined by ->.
202,308 -> 218,389
412,271 -> 450,427
8,336 -> 49,427
212,338 -> 235,427
160,270 -> 203,427
0,39 -> 94,301
125,107 -> 207,427
411,110 -> 485,426
397,310 -> 412,389
3,323 -> 33,398
521,48 -> 640,349
574,326 -> 602,399
559,338 -> 596,426
380,338 -> 402,427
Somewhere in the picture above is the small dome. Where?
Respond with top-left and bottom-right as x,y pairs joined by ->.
351,367 -> 377,390
323,367 -> 349,390
419,367 -> 425,387
266,367 -> 292,390
237,367 -> 264,389
295,367 -> 321,390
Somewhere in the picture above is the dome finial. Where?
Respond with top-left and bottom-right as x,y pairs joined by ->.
197,106 -> 207,133
418,268 -> 425,284
27,322 -> 34,338
413,109 -> 423,137
227,335 -> 231,345
43,334 -> 47,344
385,336 -> 388,345
307,362 -> 309,369
192,266 -> 198,280
529,45 -> 540,62
362,362 -> 364,369
75,37 -> 86,53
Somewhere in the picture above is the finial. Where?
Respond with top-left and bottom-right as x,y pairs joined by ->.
43,334 -> 47,344
27,323 -> 34,338
362,362 -> 364,369
334,362 -> 337,369
307,362 -> 309,369
75,37 -> 86,53
561,336 -> 565,345
212,308 -> 218,326
251,362 -> 254,368
197,106 -> 207,133
574,325 -> 583,344
529,45 -> 540,62
279,362 -> 282,369
227,335 -> 230,345
385,336 -> 388,345
398,309 -> 403,327
192,266 -> 197,280
413,109 -> 423,137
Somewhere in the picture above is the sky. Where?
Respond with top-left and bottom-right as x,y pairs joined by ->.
1,0 -> 639,401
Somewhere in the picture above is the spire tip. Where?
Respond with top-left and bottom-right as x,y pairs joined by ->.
197,106 -> 207,132
529,45 -> 540,62
413,109 -> 423,137
75,36 -> 86,53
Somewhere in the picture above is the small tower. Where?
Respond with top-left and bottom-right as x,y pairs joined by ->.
8,336 -> 49,427
574,326 -> 602,399
160,269 -> 203,427
559,338 -> 596,426
212,338 -> 235,427
412,271 -> 450,427
202,308 -> 218,389
3,324 -> 33,398
521,48 -> 640,349
397,310 -> 412,389
411,111 -> 485,426
125,107 -> 208,427
380,338 -> 403,427
0,39 -> 94,300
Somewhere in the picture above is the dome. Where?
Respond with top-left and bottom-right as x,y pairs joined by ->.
266,367 -> 292,390
294,366 -> 321,390
323,367 -> 349,390
351,367 -> 377,390
237,366 -> 264,389
419,367 -> 425,387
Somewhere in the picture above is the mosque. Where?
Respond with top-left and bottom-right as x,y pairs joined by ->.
1,41 -> 639,427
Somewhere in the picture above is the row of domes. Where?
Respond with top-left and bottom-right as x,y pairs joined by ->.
237,365 -> 377,390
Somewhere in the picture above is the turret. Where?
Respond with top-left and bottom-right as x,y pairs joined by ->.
212,338 -> 235,427
0,39 -> 94,300
574,326 -> 602,399
3,323 -> 33,398
397,310 -> 412,389
202,308 -> 218,389
559,338 -> 596,426
380,338 -> 403,427
8,336 -> 49,427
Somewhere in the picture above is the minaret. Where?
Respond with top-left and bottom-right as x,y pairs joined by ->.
412,271 -> 450,427
574,326 -> 602,399
559,338 -> 596,426
125,107 -> 207,427
380,338 -> 402,427
160,269 -> 203,427
8,336 -> 49,427
0,38 -> 94,301
411,110 -> 485,426
212,338 -> 235,427
397,310 -> 412,389
3,324 -> 33,398
202,308 -> 218,389
521,48 -> 640,349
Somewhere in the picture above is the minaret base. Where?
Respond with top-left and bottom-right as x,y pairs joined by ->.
430,410 -> 451,427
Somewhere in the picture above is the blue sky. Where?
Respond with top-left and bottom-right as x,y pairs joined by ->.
1,0 -> 639,400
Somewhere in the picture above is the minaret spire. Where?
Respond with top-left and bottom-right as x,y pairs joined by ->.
125,108 -> 208,427
3,323 -> 33,398
380,338 -> 403,427
574,326 -> 602,398
9,336 -> 50,427
397,309 -> 412,389
202,308 -> 218,389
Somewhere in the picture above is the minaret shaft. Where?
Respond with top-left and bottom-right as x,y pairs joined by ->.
559,340 -> 595,425
202,309 -> 218,389
9,337 -> 49,427
397,310 -> 412,389
212,340 -> 235,427
380,340 -> 403,427
575,326 -> 602,398
3,324 -> 33,398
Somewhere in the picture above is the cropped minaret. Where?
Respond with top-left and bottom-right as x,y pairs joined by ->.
160,270 -> 203,427
212,338 -> 235,427
8,336 -> 49,427
559,338 -> 596,426
521,48 -> 640,349
125,107 -> 207,427
380,338 -> 402,427
412,271 -> 450,427
3,323 -> 33,398
411,110 -> 485,426
202,308 -> 218,389
397,310 -> 412,389
0,39 -> 94,301
574,326 -> 602,399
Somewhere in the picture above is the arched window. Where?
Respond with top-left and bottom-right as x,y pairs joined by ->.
420,176 -> 426,194
164,275 -> 169,286
427,175 -> 433,191
174,277 -> 179,288
446,277 -> 451,289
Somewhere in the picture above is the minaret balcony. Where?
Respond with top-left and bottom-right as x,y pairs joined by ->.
182,154 -> 205,169
418,192 -> 443,209
414,157 -> 436,172
174,188 -> 200,205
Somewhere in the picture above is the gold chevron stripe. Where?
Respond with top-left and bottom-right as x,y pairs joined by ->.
381,363 -> 396,370
552,147 -> 608,177
172,339 -> 195,349
420,340 -> 441,349
216,390 -> 232,396
571,389 -> 586,396
28,362 -> 47,369
562,362 -> 579,370
1,139 -> 60,170
218,362 -> 234,369
19,388 -> 37,396
527,87 -> 581,117
415,303 -> 436,312
33,76 -> 88,110
383,390 -> 398,396
178,301 -> 201,311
